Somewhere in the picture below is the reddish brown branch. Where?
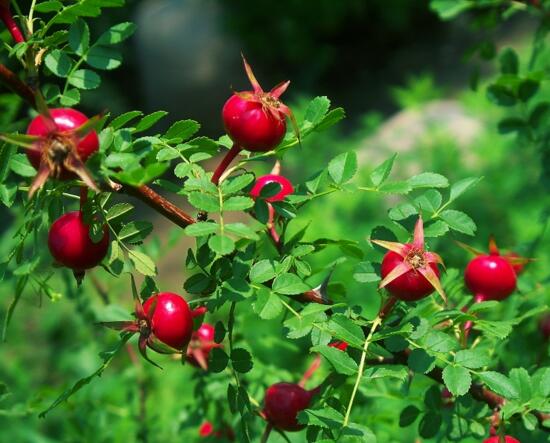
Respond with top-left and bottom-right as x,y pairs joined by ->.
0,62 -> 35,106
121,184 -> 196,229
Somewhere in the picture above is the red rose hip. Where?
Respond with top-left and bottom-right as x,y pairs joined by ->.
263,382 -> 315,432
143,292 -> 194,350
48,211 -> 109,271
483,436 -> 520,443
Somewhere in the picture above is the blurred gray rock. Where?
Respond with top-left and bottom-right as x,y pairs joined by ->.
134,0 -> 241,135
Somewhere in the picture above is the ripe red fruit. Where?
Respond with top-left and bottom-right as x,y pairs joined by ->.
250,174 -> 294,202
222,57 -> 294,152
48,211 -> 109,272
464,255 -> 516,301
212,57 -> 298,185
23,108 -> 100,195
483,436 -> 520,443
373,217 -> 445,302
263,382 -> 315,431
186,323 -> 222,369
143,292 -> 194,350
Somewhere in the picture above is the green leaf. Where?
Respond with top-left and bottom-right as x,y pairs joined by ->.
97,22 -> 137,45
68,69 -> 101,90
10,154 -> 36,177
254,288 -> 283,320
45,49 -> 73,77
311,345 -> 358,375
408,349 -> 435,373
378,181 -> 412,194
85,46 -> 122,70
128,250 -> 157,276
454,349 -> 490,369
231,348 -> 253,373
208,235 -> 235,255
478,371 -> 519,399
408,172 -> 449,189
60,88 -> 81,106
388,202 -> 417,221
439,210 -> 476,235
328,151 -> 357,184
209,348 -> 229,373
364,365 -> 408,381
518,79 -> 539,102
165,120 -> 200,141
419,411 -> 442,439
430,0 -> 472,20
134,111 -> 168,133
110,111 -> 143,129
487,84 -> 516,107
353,262 -> 380,284
69,19 -> 90,56
272,273 -> 310,295
35,1 -> 63,12
370,154 -> 397,187
249,260 -> 278,284
220,173 -> 255,195
298,407 -> 344,428
188,192 -> 220,212
304,96 -> 330,125
184,222 -> 218,237
399,405 -> 421,427
315,107 -> 346,131
448,177 -> 481,203
442,365 -> 471,396
223,196 -> 254,211
118,221 -> 152,244
499,48 -> 518,75
225,222 -> 259,240
326,314 -> 365,348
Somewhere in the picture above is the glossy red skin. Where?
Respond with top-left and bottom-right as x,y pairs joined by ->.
380,246 -> 440,301
540,314 -> 550,340
48,211 -> 109,271
187,323 -> 217,367
143,293 -> 193,350
26,108 -> 99,172
264,383 -> 313,431
483,436 -> 520,443
222,94 -> 286,152
250,174 -> 294,202
464,255 -> 517,301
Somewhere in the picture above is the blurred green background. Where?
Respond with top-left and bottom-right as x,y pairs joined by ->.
0,1 -> 549,442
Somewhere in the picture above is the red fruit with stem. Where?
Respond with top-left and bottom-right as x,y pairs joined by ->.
250,174 -> 294,202
101,290 -> 203,368
483,436 -> 520,443
0,1 -> 25,43
48,210 -> 109,272
211,56 -> 298,185
186,323 -> 222,370
263,382 -> 316,432
0,107 -> 101,196
461,237 -> 527,301
143,293 -> 194,351
372,217 -> 446,302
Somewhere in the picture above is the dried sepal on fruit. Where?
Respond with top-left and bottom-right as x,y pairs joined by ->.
0,108 -> 102,196
101,286 -> 202,368
186,323 -> 222,370
371,216 -> 446,302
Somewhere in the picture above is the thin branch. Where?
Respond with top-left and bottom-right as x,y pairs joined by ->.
0,62 -> 35,106
120,184 -> 196,229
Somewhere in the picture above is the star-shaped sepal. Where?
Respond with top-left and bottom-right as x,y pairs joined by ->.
456,236 -> 533,270
371,217 -> 447,303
